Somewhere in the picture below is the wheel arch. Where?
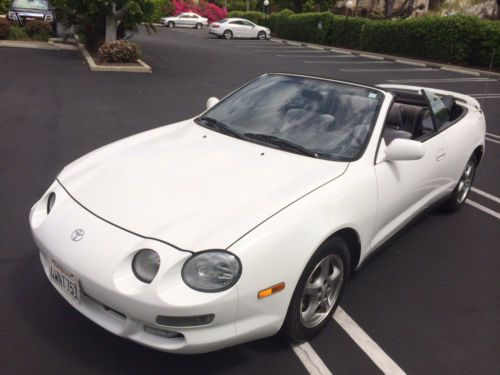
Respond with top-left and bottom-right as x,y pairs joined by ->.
320,227 -> 361,277
473,145 -> 484,166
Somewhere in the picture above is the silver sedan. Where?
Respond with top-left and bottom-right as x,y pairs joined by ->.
209,18 -> 271,40
161,12 -> 208,29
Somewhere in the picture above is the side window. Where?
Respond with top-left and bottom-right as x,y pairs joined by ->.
422,89 -> 450,130
241,21 -> 254,27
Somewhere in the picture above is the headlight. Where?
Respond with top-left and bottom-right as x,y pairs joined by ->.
45,13 -> 53,22
47,192 -> 56,214
132,249 -> 160,283
182,250 -> 241,292
8,11 -> 17,20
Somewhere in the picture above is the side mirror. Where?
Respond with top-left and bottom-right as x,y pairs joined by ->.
385,138 -> 425,161
206,97 -> 219,110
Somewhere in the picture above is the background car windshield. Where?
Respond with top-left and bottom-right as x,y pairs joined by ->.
12,0 -> 48,9
203,74 -> 383,160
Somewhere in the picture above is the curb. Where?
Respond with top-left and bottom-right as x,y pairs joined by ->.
0,39 -> 77,51
270,37 -> 500,79
75,36 -> 152,73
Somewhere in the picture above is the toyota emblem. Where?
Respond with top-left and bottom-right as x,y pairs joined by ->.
71,228 -> 85,242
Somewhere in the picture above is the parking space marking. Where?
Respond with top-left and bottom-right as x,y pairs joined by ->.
470,94 -> 500,100
304,61 -> 391,65
291,342 -> 333,375
486,132 -> 500,139
276,55 -> 353,58
341,68 -> 436,72
471,187 -> 500,204
254,47 -> 328,53
386,78 -> 497,83
485,137 -> 500,144
359,53 -> 385,61
466,199 -> 500,219
236,46 -> 304,50
256,50 -> 330,53
334,307 -> 406,375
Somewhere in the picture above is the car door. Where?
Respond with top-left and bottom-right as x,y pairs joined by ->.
178,14 -> 190,26
228,21 -> 243,37
371,101 -> 449,249
240,20 -> 256,37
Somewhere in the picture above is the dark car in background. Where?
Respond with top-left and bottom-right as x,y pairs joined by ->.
7,0 -> 55,29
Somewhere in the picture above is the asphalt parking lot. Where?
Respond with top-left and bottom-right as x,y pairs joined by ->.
1,26 -> 499,374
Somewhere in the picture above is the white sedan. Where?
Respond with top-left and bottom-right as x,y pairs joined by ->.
209,18 -> 271,40
161,12 -> 208,29
30,73 -> 485,354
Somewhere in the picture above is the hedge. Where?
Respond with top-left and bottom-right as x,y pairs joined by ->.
234,11 -> 499,69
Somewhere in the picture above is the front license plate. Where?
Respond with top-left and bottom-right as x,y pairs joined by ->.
25,17 -> 35,20
49,260 -> 81,304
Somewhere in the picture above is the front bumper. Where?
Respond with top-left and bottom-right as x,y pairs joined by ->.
30,181 -> 241,353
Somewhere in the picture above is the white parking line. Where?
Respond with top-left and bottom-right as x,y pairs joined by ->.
472,96 -> 500,100
334,307 -> 406,375
466,199 -> 500,219
486,132 -> 500,139
304,61 -> 391,65
341,68 -> 436,72
255,49 -> 329,53
387,78 -> 497,83
235,45 -> 299,48
471,187 -> 500,204
276,54 -> 353,58
485,137 -> 500,144
291,342 -> 333,375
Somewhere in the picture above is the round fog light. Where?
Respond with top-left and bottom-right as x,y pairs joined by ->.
132,249 -> 160,283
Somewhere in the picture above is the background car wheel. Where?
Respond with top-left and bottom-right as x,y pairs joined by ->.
442,154 -> 477,213
281,237 -> 350,343
167,21 -> 175,28
257,31 -> 266,40
195,23 -> 202,29
223,30 -> 233,40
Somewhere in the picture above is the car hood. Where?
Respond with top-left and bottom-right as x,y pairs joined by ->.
58,120 -> 348,251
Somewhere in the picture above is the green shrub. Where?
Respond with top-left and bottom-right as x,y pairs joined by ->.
0,18 -> 12,39
8,25 -> 28,40
360,15 -> 481,65
97,40 -> 141,63
25,20 -> 53,41
470,19 -> 500,69
0,0 -> 9,14
227,11 -> 265,25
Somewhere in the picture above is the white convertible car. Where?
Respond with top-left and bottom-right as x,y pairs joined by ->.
30,73 -> 485,354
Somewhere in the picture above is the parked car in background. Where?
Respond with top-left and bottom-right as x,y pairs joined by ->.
7,0 -> 55,27
209,18 -> 271,40
161,12 -> 208,29
30,73 -> 485,354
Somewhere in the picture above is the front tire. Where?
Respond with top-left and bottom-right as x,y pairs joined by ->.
281,237 -> 350,342
257,31 -> 266,40
167,21 -> 175,28
442,154 -> 477,213
223,30 -> 233,40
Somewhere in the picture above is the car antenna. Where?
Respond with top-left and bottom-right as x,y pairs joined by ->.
481,47 -> 496,107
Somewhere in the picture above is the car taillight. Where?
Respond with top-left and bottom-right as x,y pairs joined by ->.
211,24 -> 219,28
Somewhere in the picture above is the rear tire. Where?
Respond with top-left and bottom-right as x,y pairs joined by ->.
223,30 -> 233,40
167,21 -> 175,28
441,154 -> 477,213
281,237 -> 350,343
257,31 -> 266,40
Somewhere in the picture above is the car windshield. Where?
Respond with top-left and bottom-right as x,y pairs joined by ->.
199,74 -> 384,160
12,0 -> 48,9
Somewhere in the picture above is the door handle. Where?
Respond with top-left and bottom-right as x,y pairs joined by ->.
435,150 -> 446,161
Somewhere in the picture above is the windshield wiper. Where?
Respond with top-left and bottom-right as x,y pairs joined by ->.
196,116 -> 245,140
244,133 -> 318,158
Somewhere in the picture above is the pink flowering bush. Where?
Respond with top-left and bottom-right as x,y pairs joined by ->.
171,0 -> 227,23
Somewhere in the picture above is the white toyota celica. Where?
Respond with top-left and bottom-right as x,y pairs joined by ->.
30,73 -> 485,354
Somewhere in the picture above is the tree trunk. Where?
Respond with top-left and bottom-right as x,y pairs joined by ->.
385,0 -> 395,17
105,14 -> 117,42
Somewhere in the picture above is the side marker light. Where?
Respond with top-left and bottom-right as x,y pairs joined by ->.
258,282 -> 285,299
